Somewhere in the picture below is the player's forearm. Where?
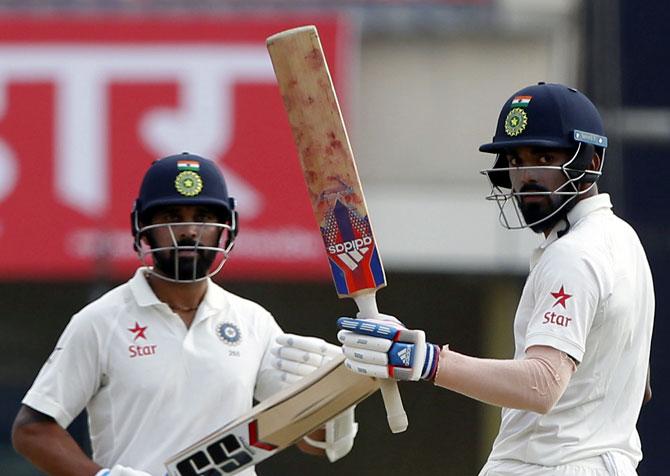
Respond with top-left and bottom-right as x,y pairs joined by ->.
12,408 -> 100,476
434,345 -> 575,414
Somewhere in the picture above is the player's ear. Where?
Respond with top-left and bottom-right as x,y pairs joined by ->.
589,149 -> 602,174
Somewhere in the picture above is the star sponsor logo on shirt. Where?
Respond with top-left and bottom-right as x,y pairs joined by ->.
127,321 -> 157,358
550,285 -> 572,308
543,286 -> 573,328
128,321 -> 148,341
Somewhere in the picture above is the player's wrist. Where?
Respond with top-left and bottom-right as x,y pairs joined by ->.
421,343 -> 442,381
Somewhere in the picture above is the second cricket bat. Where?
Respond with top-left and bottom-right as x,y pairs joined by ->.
165,355 -> 379,475
267,25 -> 408,433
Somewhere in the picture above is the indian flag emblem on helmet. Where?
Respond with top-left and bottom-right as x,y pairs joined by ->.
511,95 -> 532,108
175,170 -> 203,197
177,160 -> 200,171
504,108 -> 528,137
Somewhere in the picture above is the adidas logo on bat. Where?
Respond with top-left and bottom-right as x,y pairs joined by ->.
327,236 -> 372,254
328,237 -> 373,271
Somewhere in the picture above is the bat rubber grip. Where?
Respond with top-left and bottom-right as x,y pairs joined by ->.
380,380 -> 408,433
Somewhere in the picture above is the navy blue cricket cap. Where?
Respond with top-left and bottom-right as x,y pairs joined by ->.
134,152 -> 234,222
479,82 -> 608,154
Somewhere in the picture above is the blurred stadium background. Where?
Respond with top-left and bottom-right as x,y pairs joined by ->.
0,0 -> 666,474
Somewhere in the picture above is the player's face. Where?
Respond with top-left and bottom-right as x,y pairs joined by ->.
145,205 -> 223,281
505,147 -> 574,233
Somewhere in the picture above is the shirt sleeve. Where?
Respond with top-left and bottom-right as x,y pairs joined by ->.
22,311 -> 103,428
524,244 -> 604,363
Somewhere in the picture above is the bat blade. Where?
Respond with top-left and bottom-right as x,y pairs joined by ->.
267,25 -> 408,434
165,356 -> 379,476
266,25 -> 385,298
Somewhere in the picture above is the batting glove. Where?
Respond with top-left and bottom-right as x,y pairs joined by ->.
336,317 -> 441,381
96,465 -> 152,476
271,334 -> 341,385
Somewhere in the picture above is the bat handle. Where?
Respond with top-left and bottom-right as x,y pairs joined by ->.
353,293 -> 408,433
380,380 -> 409,433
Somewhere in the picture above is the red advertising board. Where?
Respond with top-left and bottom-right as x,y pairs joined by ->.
0,16 -> 353,281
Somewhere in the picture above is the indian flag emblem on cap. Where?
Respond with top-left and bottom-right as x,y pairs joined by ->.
177,160 -> 200,171
511,95 -> 532,108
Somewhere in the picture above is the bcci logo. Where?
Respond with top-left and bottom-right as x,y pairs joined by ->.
504,108 -> 528,136
175,170 -> 203,197
217,322 -> 242,346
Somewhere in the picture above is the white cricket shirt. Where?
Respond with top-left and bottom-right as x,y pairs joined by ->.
486,194 -> 654,469
23,267 -> 283,475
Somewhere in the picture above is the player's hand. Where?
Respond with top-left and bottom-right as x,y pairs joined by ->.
97,465 -> 152,476
336,317 -> 441,381
271,334 -> 341,384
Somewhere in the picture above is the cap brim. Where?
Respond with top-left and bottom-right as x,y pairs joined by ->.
479,138 -> 572,153
142,197 -> 232,220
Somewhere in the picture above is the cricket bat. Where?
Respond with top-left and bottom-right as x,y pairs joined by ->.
165,355 -> 379,475
266,25 -> 408,434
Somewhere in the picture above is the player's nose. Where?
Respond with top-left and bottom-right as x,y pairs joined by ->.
175,222 -> 200,239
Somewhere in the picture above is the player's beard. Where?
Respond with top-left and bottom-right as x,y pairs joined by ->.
516,183 -> 573,233
149,237 -> 218,281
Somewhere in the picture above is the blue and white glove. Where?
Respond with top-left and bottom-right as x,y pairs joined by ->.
336,318 -> 441,381
95,465 -> 152,476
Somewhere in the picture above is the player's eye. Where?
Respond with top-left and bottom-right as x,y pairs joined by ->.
154,212 -> 180,222
195,211 -> 217,222
507,156 -> 519,167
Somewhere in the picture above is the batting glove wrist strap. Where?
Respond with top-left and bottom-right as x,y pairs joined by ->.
95,470 -> 110,476
421,343 -> 441,381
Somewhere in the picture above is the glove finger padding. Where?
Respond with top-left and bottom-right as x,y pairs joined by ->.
272,358 -> 319,377
342,345 -> 388,365
271,346 -> 332,368
276,334 -> 341,358
272,334 -> 342,381
344,358 -> 390,379
337,330 -> 393,352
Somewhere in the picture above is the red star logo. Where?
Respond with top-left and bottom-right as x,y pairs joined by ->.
128,322 -> 148,341
551,286 -> 572,309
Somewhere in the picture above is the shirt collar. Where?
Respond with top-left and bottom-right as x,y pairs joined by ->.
566,192 -> 612,225
541,193 -> 612,248
530,193 -> 612,269
129,267 -> 162,308
129,267 -> 228,316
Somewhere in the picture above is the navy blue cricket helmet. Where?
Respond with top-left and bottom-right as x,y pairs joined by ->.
480,82 -> 608,188
131,152 -> 238,282
132,152 -> 235,227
